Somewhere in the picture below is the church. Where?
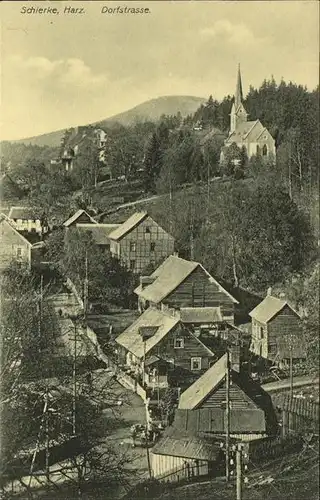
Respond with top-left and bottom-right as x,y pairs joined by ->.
220,65 -> 276,163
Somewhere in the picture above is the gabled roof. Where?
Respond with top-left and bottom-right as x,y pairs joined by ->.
173,407 -> 266,434
135,255 -> 198,304
249,295 -> 301,324
0,214 -> 32,247
8,206 -> 43,220
63,210 -> 97,227
76,223 -> 120,245
151,426 -> 220,461
226,120 -> 259,143
134,256 -> 238,305
178,354 -> 228,410
108,212 -> 149,241
180,307 -> 223,324
115,308 -> 180,359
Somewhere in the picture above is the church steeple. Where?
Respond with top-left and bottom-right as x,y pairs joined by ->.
235,63 -> 243,110
230,63 -> 247,133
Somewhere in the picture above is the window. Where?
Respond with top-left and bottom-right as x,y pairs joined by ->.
16,247 -> 23,260
260,327 -> 264,339
150,242 -> 156,252
262,144 -> 268,156
130,260 -> 135,271
256,145 -> 260,155
174,338 -> 184,349
130,242 -> 136,251
191,357 -> 202,371
145,227 -> 151,234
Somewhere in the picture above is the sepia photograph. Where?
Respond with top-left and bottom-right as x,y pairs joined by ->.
0,1 -> 319,499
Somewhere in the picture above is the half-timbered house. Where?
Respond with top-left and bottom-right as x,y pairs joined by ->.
108,212 -> 175,274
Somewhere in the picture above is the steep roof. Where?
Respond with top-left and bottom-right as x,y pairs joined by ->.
173,407 -> 266,434
0,214 -> 32,247
180,307 -> 223,324
115,308 -> 180,359
63,210 -> 97,227
135,255 -> 198,304
8,206 -> 43,220
178,354 -> 227,410
76,223 -> 120,245
226,120 -> 259,143
151,427 -> 220,461
249,295 -> 301,324
135,255 -> 238,306
108,212 -> 149,241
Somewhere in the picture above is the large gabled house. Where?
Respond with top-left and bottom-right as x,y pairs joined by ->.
249,294 -> 305,368
115,307 -> 215,388
0,214 -> 32,269
108,212 -> 175,274
135,255 -> 238,323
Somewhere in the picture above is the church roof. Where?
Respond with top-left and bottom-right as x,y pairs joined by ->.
226,120 -> 259,143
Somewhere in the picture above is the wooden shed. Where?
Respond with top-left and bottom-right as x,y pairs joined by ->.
151,427 -> 223,479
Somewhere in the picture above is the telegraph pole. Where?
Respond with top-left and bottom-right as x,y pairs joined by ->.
84,251 -> 89,318
45,386 -> 50,481
73,322 -> 77,436
225,349 -> 230,482
236,444 -> 242,500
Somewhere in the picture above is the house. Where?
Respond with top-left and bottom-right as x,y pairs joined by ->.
178,353 -> 277,438
75,223 -> 120,250
59,126 -> 109,171
63,209 -> 97,229
151,427 -> 223,479
0,214 -> 32,269
135,255 -> 238,323
108,212 -> 175,274
115,307 -> 215,388
220,65 -> 276,163
8,207 -> 48,235
249,294 -> 305,367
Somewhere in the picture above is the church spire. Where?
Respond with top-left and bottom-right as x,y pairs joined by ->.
234,63 -> 243,110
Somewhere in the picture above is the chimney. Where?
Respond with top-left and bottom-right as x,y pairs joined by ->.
267,287 -> 272,296
140,276 -> 155,290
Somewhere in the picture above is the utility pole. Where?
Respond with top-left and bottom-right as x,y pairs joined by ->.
84,251 -> 89,319
236,444 -> 242,500
73,322 -> 77,436
45,386 -> 50,481
289,343 -> 293,402
225,349 -> 230,482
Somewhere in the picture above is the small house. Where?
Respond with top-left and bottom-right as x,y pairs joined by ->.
8,206 -> 48,236
63,209 -> 97,229
135,255 -> 238,323
249,294 -> 305,367
108,212 -> 175,274
0,214 -> 32,269
115,307 -> 214,387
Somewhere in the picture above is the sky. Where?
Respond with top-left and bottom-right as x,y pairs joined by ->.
1,0 -> 319,140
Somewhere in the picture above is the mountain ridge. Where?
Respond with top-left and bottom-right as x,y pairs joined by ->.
6,95 -> 206,148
